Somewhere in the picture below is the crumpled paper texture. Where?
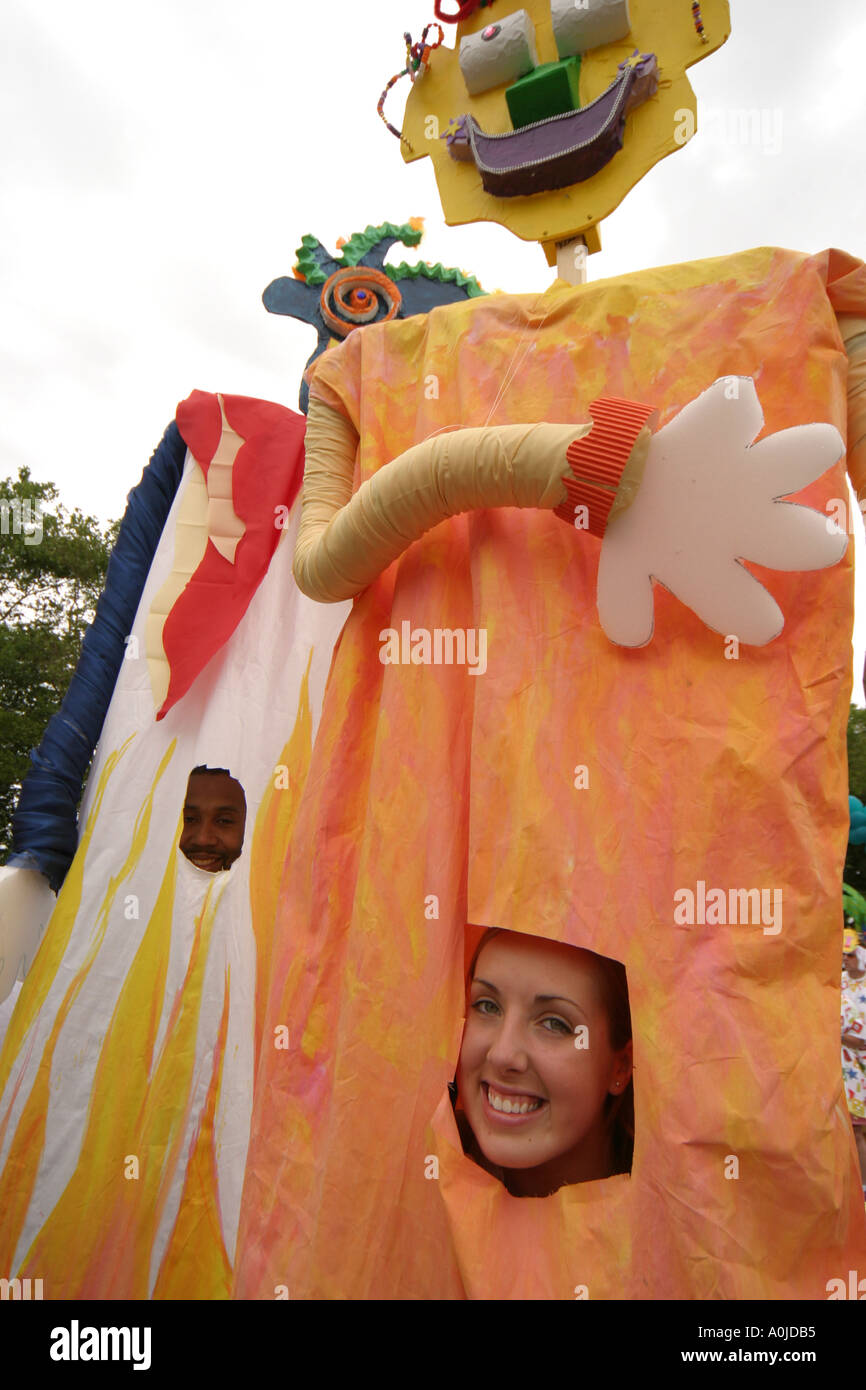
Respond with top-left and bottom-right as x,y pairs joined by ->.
235,247 -> 866,1299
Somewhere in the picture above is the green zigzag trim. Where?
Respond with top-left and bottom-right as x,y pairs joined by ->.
292,224 -> 484,299
293,222 -> 424,285
339,220 -> 423,267
386,260 -> 485,298
293,234 -> 329,286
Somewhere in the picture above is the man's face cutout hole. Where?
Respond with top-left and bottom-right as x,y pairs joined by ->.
179,766 -> 247,873
452,926 -> 634,1197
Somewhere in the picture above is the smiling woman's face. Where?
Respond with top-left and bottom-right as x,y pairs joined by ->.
456,932 -> 632,1195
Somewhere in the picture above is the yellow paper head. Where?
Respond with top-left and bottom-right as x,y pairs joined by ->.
401,0 -> 730,262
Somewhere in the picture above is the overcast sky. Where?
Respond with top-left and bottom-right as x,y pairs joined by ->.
3,0 -> 865,697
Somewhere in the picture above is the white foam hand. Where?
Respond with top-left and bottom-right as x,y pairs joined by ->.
0,864 -> 55,1003
597,377 -> 847,646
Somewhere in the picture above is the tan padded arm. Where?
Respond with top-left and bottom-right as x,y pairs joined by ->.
839,316 -> 866,507
295,325 -> 866,605
293,397 -> 592,602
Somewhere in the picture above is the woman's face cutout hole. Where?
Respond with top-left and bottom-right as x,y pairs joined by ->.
454,928 -> 633,1197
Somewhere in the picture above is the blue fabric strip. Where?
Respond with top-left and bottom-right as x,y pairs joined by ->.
7,421 -> 187,891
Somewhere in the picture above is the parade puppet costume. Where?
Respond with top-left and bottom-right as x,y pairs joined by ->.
2,0 -> 866,1300
0,393 -> 352,1297
232,244 -> 866,1299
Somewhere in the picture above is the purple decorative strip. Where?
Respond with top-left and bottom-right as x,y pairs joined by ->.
447,52 -> 659,197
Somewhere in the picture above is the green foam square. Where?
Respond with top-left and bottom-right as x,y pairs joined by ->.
505,56 -> 582,130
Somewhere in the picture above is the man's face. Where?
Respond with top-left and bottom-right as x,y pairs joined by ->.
179,772 -> 246,872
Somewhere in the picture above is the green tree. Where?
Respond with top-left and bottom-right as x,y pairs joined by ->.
847,704 -> 866,801
0,467 -> 118,859
845,704 -> 866,895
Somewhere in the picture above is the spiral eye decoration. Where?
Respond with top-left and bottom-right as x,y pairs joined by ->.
319,267 -> 403,338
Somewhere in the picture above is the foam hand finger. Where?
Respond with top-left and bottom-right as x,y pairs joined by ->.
659,374 -> 765,458
732,498 -> 848,572
661,554 -> 785,644
746,422 -> 846,500
597,545 -> 655,646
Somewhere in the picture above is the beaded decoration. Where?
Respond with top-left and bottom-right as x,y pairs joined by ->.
691,1 -> 708,43
377,24 -> 444,139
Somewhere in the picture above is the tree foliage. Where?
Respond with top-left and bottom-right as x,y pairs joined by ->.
845,705 -> 866,895
0,467 -> 117,859
847,705 -> 866,801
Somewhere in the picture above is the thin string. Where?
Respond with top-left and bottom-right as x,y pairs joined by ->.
416,287 -> 564,446
482,290 -> 559,427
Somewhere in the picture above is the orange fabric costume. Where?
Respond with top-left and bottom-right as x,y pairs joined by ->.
233,246 -> 866,1299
